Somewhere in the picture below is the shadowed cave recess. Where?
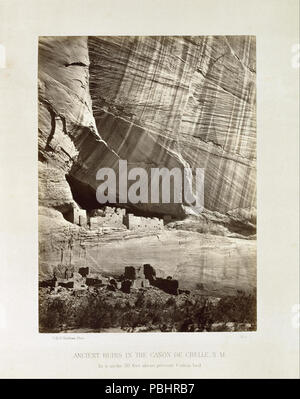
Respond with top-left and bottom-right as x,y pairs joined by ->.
65,173 -> 169,220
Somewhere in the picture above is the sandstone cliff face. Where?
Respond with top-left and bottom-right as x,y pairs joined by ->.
88,36 -> 256,215
38,36 -> 256,293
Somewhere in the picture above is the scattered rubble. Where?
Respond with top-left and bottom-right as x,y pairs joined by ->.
39,263 -> 180,296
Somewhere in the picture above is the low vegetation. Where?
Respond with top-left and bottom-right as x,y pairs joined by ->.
39,287 -> 256,333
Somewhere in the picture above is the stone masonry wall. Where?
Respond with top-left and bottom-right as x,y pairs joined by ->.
123,214 -> 164,231
89,206 -> 126,229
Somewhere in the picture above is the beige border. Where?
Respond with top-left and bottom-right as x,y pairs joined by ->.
0,0 -> 299,378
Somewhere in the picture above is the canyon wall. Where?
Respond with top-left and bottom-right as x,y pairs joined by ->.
39,210 -> 256,294
38,36 -> 256,293
88,36 -> 256,215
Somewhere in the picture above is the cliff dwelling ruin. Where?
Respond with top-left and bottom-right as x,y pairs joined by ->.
62,172 -> 176,232
64,203 -> 167,232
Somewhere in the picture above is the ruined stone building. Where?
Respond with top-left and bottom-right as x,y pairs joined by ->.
39,265 -> 112,292
123,213 -> 164,231
87,206 -> 164,232
64,204 -> 87,227
89,206 -> 126,230
63,202 -> 165,232
124,265 -> 150,289
122,264 -> 178,295
40,263 -> 179,296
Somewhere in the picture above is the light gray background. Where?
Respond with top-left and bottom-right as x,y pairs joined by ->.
0,0 -> 299,378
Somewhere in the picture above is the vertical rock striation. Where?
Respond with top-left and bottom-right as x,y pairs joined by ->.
38,36 -> 256,292
88,36 -> 256,215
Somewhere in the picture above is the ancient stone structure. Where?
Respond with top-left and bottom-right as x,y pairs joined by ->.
78,267 -> 89,277
88,206 -> 164,232
143,264 -> 156,281
53,264 -> 74,279
39,265 -> 113,292
132,278 -> 150,289
122,265 -> 150,292
65,205 -> 87,227
89,206 -> 126,230
56,279 -> 74,289
152,277 -> 179,295
39,279 -> 56,288
41,263 -> 189,296
122,264 -> 178,294
85,277 -> 102,287
124,266 -> 137,280
89,209 -> 105,217
79,214 -> 87,227
78,268 -> 109,286
121,279 -> 132,294
109,278 -> 118,288
123,214 -> 163,231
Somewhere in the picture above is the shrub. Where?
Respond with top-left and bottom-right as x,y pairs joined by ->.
39,288 -> 256,332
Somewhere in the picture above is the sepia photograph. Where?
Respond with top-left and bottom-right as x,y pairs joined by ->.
38,35 -> 257,333
0,0 -> 299,380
